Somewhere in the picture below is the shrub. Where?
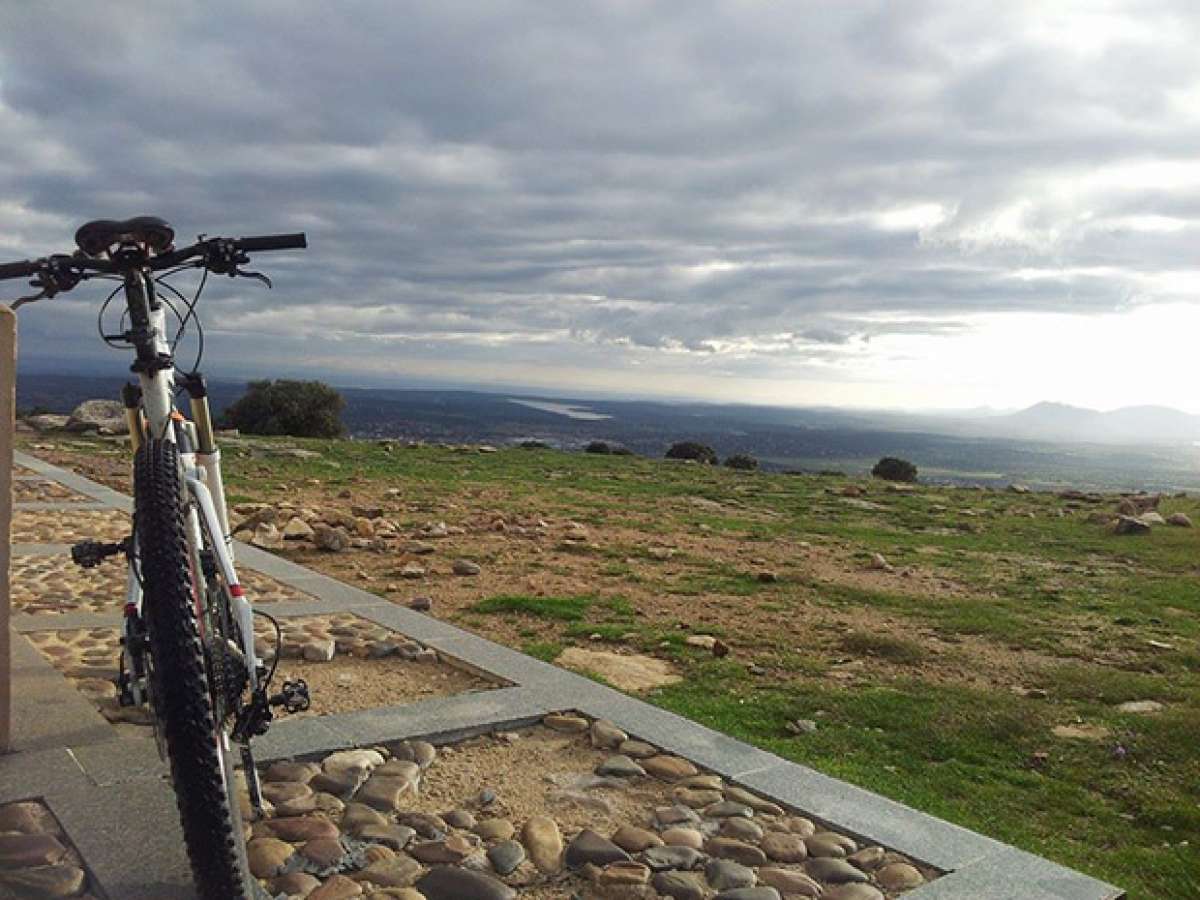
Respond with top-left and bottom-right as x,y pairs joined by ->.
665,441 -> 718,464
724,453 -> 758,471
872,456 -> 918,483
518,440 -> 550,449
611,446 -> 634,456
585,441 -> 612,454
223,380 -> 344,438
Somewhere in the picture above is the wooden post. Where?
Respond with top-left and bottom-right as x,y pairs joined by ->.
0,306 -> 12,752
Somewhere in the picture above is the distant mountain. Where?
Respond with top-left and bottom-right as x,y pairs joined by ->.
988,402 -> 1200,444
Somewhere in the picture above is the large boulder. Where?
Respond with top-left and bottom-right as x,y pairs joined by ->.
66,399 -> 128,435
25,414 -> 70,432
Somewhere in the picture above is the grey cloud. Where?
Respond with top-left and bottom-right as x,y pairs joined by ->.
2,0 -> 1199,390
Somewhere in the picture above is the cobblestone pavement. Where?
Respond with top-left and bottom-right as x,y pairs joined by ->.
0,799 -> 103,899
13,478 -> 89,502
13,508 -> 130,543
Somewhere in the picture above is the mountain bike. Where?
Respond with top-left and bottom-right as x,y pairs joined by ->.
1,217 -> 311,899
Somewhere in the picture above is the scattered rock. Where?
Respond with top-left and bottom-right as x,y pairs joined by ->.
1114,515 -> 1151,535
760,832 -> 807,863
590,719 -> 628,749
705,858 -> 756,890
25,413 -> 70,432
67,399 -> 128,434
522,816 -> 563,873
0,863 -> 87,897
1167,512 -> 1193,527
868,553 -> 892,571
660,828 -> 704,850
302,639 -> 337,662
597,755 -> 647,778
653,871 -> 708,900
599,860 -> 652,886
554,648 -> 682,692
313,524 -> 351,551
611,825 -> 663,854
821,886 -> 884,900
283,517 -> 316,540
565,829 -> 632,868
353,854 -> 422,888
875,862 -> 925,890
805,832 -> 855,858
251,522 -> 284,550
488,839 -> 526,875
410,834 -> 475,864
474,819 -> 516,842
453,559 -> 482,576
416,866 -> 516,900
641,845 -> 705,872
544,713 -> 590,733
1052,723 -> 1111,741
642,756 -> 699,782
758,867 -> 823,897
804,857 -> 870,883
715,888 -> 781,900
1117,700 -> 1164,714
247,837 -> 294,879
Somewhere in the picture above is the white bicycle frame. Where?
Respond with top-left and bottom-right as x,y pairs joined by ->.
119,269 -> 260,715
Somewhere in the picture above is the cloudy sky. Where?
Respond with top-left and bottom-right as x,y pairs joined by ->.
2,1 -> 1199,411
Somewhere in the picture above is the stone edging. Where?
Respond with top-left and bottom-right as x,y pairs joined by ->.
4,449 -> 1124,899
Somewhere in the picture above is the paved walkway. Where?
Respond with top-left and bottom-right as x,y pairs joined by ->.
3,451 -> 1123,899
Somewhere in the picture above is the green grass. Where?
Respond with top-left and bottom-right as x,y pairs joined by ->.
839,630 -> 925,665
28,432 -> 1200,898
653,662 -> 1200,899
471,594 -> 597,621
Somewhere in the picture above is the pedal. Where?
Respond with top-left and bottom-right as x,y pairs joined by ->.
70,537 -> 129,569
270,679 -> 310,714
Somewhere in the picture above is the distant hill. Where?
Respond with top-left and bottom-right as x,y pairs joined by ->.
988,402 -> 1200,444
16,373 -> 1200,490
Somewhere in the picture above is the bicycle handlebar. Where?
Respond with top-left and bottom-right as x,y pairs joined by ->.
235,233 -> 307,253
0,232 -> 308,282
0,259 -> 39,280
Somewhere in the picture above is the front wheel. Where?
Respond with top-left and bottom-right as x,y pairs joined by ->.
135,438 -> 254,900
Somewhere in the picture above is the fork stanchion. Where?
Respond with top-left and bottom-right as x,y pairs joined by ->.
0,306 -> 15,752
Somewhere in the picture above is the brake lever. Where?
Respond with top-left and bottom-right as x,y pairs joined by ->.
11,291 -> 45,310
234,267 -> 272,289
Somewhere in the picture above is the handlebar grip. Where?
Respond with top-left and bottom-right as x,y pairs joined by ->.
235,233 -> 307,252
0,259 -> 38,281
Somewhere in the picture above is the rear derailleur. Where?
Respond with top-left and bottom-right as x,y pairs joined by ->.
231,679 -> 311,744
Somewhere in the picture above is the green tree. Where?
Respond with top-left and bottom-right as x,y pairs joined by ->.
871,456 -> 918,482
223,380 -> 345,438
666,441 -> 718,464
724,453 -> 758,470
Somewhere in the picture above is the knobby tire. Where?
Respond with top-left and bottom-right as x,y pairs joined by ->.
134,438 -> 253,900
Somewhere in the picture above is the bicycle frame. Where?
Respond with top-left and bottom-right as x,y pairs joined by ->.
118,267 -> 260,716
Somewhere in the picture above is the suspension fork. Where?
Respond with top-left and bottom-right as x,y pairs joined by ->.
185,474 -> 258,694
180,372 -> 234,557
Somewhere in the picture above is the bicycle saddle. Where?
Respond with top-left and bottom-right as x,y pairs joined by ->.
75,216 -> 175,256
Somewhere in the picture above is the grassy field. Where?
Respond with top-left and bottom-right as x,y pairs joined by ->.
23,432 -> 1200,897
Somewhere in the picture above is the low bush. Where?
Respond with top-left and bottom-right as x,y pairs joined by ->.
223,380 -> 345,438
871,456 -> 918,483
724,453 -> 758,470
666,441 -> 718,464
